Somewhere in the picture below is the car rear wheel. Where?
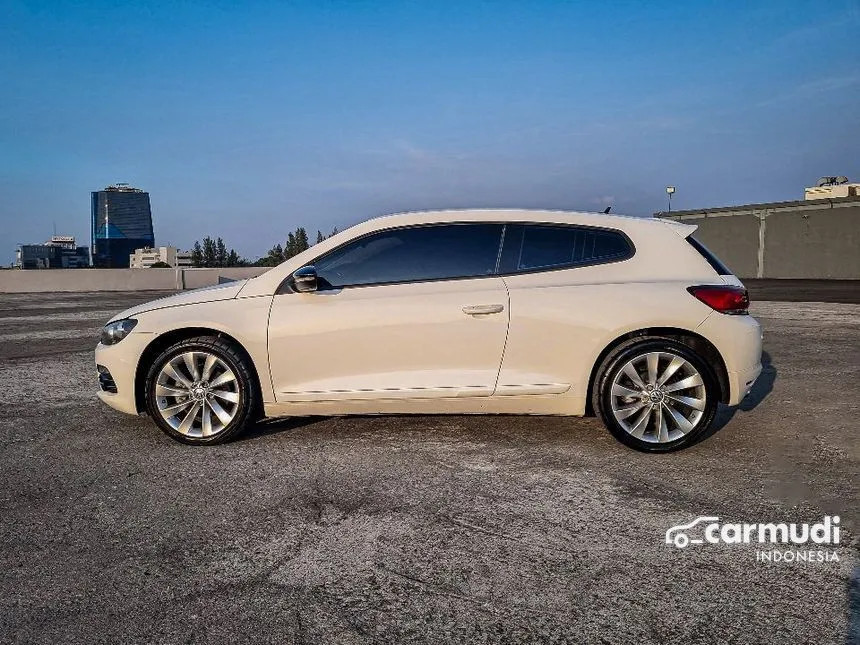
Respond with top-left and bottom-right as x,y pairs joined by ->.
593,337 -> 719,452
145,336 -> 258,445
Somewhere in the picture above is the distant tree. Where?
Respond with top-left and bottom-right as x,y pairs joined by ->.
189,237 -> 248,268
149,261 -> 171,268
216,237 -> 228,267
296,227 -> 309,252
330,226 -> 339,237
190,241 -> 203,267
285,227 -> 310,259
202,237 -> 217,268
255,243 -> 285,267
198,225 -> 341,268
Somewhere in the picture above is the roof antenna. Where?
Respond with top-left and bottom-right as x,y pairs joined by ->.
603,206 -> 612,214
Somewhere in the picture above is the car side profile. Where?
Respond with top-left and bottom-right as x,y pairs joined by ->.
95,209 -> 762,452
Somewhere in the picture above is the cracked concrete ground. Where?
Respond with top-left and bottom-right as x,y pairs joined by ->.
0,289 -> 857,644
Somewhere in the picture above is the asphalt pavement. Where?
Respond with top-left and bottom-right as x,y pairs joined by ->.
0,289 -> 857,644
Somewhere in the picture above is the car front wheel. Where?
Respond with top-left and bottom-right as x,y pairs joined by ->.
593,338 -> 719,452
145,336 -> 258,445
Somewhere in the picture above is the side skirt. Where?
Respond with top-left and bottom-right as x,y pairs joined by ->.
263,393 -> 586,418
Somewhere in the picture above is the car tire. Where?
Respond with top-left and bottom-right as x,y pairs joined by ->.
144,335 -> 259,445
592,336 -> 719,453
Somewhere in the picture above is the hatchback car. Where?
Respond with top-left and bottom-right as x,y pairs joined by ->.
96,209 -> 762,452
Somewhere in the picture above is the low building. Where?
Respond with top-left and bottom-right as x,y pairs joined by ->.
15,236 -> 90,269
129,246 -> 193,269
658,195 -> 860,279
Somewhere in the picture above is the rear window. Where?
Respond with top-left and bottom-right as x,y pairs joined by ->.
687,236 -> 732,276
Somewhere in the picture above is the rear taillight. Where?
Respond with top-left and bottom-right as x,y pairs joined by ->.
687,285 -> 750,314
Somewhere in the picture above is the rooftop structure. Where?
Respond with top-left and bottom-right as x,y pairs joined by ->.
804,176 -> 860,200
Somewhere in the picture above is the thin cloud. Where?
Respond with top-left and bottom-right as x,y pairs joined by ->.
796,74 -> 860,94
756,73 -> 860,108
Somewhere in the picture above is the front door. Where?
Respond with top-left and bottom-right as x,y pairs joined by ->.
267,222 -> 509,402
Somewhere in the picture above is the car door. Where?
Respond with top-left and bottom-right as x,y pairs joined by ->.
494,223 -> 635,397
267,222 -> 510,402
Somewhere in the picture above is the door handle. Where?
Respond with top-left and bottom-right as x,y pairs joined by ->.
462,304 -> 505,316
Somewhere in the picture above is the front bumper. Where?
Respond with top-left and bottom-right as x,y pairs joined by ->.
94,332 -> 154,416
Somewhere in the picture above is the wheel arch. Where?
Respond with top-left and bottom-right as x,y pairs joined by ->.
134,327 -> 263,415
585,326 -> 730,414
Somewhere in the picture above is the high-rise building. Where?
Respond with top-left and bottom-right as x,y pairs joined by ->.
91,183 -> 154,267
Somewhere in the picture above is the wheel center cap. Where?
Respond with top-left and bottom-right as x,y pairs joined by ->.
648,390 -> 665,404
191,385 -> 207,401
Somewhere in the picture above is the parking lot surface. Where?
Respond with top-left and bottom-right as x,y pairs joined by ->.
0,290 -> 857,644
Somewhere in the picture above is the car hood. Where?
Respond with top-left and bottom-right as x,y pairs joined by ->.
108,280 -> 248,323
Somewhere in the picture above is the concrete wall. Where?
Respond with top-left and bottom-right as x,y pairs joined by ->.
764,207 -> 860,279
685,213 -> 760,278
0,267 -> 271,293
181,267 -> 271,289
662,200 -> 860,279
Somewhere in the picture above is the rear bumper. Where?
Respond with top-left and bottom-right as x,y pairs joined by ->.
696,312 -> 763,406
727,362 -> 762,406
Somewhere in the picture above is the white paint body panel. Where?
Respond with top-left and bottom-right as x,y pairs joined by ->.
93,209 -> 762,421
497,279 -> 716,413
268,278 -> 509,401
107,280 -> 248,322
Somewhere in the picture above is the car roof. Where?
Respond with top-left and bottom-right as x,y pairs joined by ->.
366,208 -> 696,236
239,208 -> 698,298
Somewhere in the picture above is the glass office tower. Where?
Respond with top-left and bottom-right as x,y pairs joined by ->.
91,184 -> 155,267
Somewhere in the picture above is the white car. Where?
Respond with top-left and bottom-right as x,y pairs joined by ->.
95,209 -> 762,451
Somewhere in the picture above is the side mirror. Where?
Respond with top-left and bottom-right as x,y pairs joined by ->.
292,265 -> 318,293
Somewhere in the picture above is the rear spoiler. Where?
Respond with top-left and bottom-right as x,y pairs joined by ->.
657,218 -> 698,238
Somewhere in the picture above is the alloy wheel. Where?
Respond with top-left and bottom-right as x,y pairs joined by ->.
609,351 -> 707,444
154,351 -> 241,438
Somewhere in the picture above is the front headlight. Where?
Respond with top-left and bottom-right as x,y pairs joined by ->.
101,319 -> 138,346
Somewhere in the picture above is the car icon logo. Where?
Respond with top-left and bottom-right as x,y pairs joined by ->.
665,516 -> 720,548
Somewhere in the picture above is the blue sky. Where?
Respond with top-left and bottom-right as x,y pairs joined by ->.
2,0 -> 859,262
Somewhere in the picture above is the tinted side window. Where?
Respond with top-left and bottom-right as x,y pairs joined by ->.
499,224 -> 633,273
314,223 -> 504,288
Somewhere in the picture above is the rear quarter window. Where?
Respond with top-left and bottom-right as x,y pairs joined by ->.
498,223 -> 634,274
686,236 -> 733,276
